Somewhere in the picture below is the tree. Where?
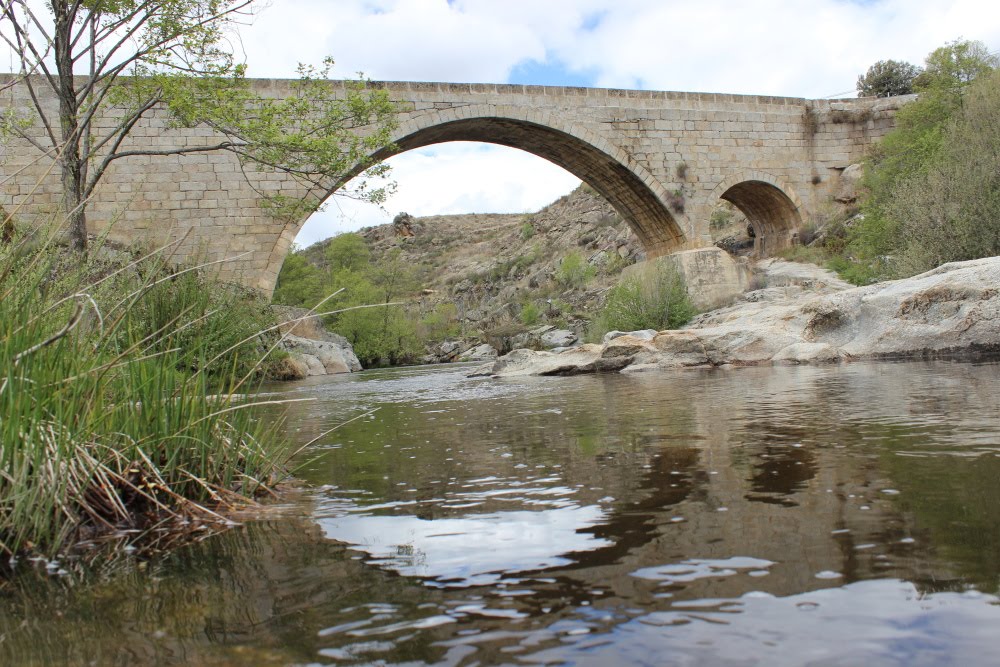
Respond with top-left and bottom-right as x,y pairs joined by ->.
914,38 -> 1000,90
0,0 -> 397,250
856,59 -> 922,98
325,232 -> 370,272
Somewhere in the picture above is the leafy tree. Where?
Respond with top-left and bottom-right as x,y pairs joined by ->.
856,59 -> 922,98
0,0 -> 397,250
885,70 -> 1000,275
272,251 -> 325,307
325,232 -> 371,272
914,39 -> 1000,90
272,238 -> 423,366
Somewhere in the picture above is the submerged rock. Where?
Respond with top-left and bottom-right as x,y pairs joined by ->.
474,257 -> 1000,378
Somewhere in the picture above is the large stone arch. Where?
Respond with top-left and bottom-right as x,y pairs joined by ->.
709,171 -> 804,257
264,106 -> 688,283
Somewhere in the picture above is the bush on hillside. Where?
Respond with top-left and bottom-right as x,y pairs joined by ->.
847,39 -> 1000,280
556,251 -> 596,289
590,264 -> 696,340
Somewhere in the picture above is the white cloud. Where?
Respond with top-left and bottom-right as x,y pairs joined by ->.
237,0 -> 1000,246
295,143 -> 581,247
7,1 -> 1000,247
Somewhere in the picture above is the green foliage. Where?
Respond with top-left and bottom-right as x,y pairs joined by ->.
555,251 -> 596,289
272,251 -> 325,307
0,230 -> 287,556
590,264 -> 696,339
710,206 -> 735,231
915,39 -> 1000,89
127,270 -> 284,389
419,303 -> 461,341
849,40 -> 1000,279
884,70 -> 1000,275
520,301 -> 541,326
273,239 -> 423,367
520,221 -> 536,240
856,59 -> 922,97
325,233 -> 371,272
4,3 -> 398,248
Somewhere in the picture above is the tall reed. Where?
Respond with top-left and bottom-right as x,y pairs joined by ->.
0,227 -> 289,557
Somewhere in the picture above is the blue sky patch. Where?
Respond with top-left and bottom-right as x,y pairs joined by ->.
580,11 -> 607,32
508,59 -> 598,88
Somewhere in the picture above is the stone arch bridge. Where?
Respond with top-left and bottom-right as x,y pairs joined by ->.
0,79 -> 904,293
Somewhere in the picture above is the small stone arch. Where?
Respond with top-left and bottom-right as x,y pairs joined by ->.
709,171 -> 804,257
264,107 -> 689,285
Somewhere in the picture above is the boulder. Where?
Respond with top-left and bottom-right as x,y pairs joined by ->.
540,329 -> 578,349
280,334 -> 362,376
603,329 -> 657,344
835,163 -> 864,203
438,340 -> 461,360
268,354 -> 311,381
473,256 -> 1000,378
458,343 -> 498,362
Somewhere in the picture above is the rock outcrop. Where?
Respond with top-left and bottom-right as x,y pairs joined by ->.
472,257 -> 1000,378
272,306 -> 363,379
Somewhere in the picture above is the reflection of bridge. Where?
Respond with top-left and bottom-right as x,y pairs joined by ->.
1,79 -> 904,293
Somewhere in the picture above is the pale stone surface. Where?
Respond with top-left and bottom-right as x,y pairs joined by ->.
540,329 -> 578,349
0,77 -> 907,294
458,343 -> 498,362
475,257 -> 1000,377
280,334 -> 362,376
603,329 -> 658,343
835,163 -> 864,203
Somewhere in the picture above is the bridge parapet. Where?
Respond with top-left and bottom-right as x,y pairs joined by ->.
0,76 -> 907,293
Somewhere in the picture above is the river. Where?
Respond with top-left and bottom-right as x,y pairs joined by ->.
3,360 -> 1000,665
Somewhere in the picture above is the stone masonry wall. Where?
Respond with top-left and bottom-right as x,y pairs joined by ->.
0,77 -> 905,293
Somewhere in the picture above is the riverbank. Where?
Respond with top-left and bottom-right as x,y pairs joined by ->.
473,255 -> 1000,377
0,232 -> 291,562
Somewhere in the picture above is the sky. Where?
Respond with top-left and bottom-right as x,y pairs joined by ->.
7,1 -> 1000,246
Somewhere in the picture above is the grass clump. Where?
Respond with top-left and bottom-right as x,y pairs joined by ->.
0,229 -> 289,559
555,251 -> 596,289
589,264 -> 696,340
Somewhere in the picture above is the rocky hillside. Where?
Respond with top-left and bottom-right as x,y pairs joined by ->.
300,185 -> 646,340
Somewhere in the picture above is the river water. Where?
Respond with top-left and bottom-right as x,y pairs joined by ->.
3,360 -> 1000,665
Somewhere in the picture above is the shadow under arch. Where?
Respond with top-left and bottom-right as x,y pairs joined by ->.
264,110 -> 688,290
711,172 -> 803,257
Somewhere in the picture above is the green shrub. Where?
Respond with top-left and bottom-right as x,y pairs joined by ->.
710,206 -> 734,231
419,302 -> 460,341
849,39 -> 999,279
520,300 -> 541,326
555,251 -> 596,288
520,221 -> 535,240
590,264 -> 696,340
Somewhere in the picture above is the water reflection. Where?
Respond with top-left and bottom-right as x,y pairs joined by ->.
2,360 -> 1000,665
317,504 -> 611,586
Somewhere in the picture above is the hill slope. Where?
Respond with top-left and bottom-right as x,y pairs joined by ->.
300,185 -> 645,336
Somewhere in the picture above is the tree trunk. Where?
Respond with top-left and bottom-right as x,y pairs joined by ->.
53,0 -> 87,251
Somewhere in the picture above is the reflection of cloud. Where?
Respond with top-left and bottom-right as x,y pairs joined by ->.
632,557 -> 775,584
317,505 -> 611,587
525,579 -> 1000,665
